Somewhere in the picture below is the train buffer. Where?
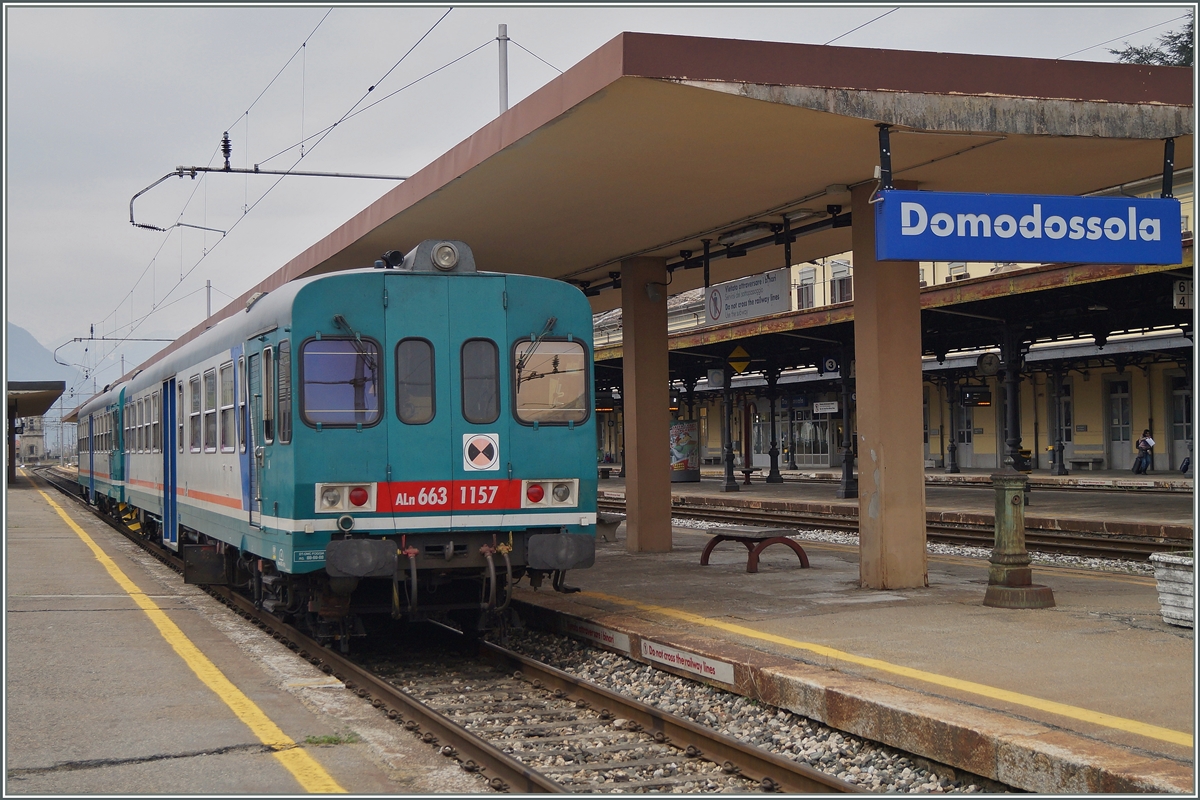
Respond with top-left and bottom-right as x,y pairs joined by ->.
700,525 -> 810,574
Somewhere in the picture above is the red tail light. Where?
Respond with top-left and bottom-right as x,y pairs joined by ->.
349,487 -> 369,507
526,483 -> 545,503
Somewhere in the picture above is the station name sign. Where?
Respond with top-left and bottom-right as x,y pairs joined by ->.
875,190 -> 1182,264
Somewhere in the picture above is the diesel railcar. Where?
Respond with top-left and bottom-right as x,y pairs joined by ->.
76,240 -> 597,648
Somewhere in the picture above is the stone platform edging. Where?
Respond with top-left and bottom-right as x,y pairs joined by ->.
514,595 -> 1193,794
692,469 -> 1193,493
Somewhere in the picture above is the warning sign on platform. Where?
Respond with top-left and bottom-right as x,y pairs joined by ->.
704,268 -> 790,326
559,617 -> 631,654
640,640 -> 735,684
728,346 -> 751,374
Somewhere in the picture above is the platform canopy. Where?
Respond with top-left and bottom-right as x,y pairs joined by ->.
7,381 -> 66,419
145,30 -> 1191,370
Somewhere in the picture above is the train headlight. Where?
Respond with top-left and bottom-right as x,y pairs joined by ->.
526,483 -> 545,503
432,242 -> 459,270
321,487 -> 343,509
349,487 -> 369,507
552,483 -> 571,503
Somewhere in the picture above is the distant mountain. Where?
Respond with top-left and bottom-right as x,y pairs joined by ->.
6,323 -> 86,391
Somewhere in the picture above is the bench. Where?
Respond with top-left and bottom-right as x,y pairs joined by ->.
1067,457 -> 1104,471
598,463 -> 622,479
738,467 -> 763,485
596,513 -> 624,543
700,525 -> 810,574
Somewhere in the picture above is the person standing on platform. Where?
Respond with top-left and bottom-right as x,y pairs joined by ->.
1133,429 -> 1155,474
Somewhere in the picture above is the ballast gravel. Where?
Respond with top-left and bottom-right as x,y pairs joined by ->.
669,517 -> 1155,575
505,628 -> 1005,793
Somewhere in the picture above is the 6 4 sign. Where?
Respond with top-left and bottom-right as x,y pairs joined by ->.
1173,279 -> 1193,310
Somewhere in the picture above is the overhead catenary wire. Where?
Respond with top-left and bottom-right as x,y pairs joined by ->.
98,6 -> 455,380
1055,13 -> 1190,60
823,8 -> 897,46
509,38 -> 563,74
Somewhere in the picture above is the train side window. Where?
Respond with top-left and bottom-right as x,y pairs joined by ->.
137,398 -> 145,452
461,339 -> 500,425
299,337 -> 382,427
237,356 -> 247,452
277,340 -> 292,444
152,391 -> 161,454
263,347 -> 275,443
219,362 -> 236,452
396,338 -> 434,424
512,339 -> 589,425
203,369 -> 218,452
189,376 -> 201,452
141,397 -> 149,452
124,400 -> 131,452
177,383 -> 184,454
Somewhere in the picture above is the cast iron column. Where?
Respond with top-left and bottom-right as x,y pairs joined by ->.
1002,329 -> 1022,470
945,380 -> 960,474
766,368 -> 783,483
721,366 -> 738,492
786,395 -> 798,470
1050,369 -> 1069,476
836,345 -> 857,499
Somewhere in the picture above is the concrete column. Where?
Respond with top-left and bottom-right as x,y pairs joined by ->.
851,182 -> 927,589
621,257 -> 672,553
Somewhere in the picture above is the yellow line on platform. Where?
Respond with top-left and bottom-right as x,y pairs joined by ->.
34,484 -> 345,794
584,590 -> 1193,748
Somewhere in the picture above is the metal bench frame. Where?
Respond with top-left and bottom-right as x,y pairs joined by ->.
700,526 -> 810,574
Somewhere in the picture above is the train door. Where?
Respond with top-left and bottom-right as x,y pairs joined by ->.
162,378 -> 179,550
1106,378 -> 1133,470
113,388 -> 126,502
87,414 -> 95,503
382,273 -> 453,526
246,346 -> 263,527
449,275 -> 510,527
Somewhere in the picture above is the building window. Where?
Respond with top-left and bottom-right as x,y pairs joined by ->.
299,338 -> 382,427
796,267 -> 816,310
277,340 -> 292,444
830,260 -> 853,303
203,369 -> 217,452
396,338 -> 435,424
461,339 -> 499,424
189,377 -> 201,452
513,339 -> 588,425
947,262 -> 969,282
220,362 -> 236,452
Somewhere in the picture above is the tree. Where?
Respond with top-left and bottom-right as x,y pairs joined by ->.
1110,11 -> 1194,66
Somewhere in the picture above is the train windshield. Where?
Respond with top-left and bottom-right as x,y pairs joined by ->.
300,338 -> 381,426
513,339 -> 588,424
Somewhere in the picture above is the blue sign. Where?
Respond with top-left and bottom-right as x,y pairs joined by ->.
875,190 -> 1182,264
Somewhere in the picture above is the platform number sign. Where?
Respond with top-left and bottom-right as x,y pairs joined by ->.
1173,279 -> 1193,310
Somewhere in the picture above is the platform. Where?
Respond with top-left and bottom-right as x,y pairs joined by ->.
514,520 -> 1195,793
600,471 -> 1195,545
4,471 -> 480,795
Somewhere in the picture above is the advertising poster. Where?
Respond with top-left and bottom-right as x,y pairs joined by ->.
669,420 -> 700,482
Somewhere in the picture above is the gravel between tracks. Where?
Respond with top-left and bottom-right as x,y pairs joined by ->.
669,517 -> 1156,576
504,628 -> 1008,793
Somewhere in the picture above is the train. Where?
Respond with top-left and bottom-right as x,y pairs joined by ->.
74,240 -> 597,649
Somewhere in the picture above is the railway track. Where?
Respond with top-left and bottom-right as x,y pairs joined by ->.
30,467 -> 858,793
597,497 -> 1183,562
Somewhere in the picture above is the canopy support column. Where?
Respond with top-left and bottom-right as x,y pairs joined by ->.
851,182 -> 927,589
622,257 -> 672,553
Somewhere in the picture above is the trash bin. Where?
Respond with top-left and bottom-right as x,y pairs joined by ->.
1014,449 -> 1033,473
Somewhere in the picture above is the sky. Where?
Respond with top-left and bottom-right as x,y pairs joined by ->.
4,3 -> 1192,399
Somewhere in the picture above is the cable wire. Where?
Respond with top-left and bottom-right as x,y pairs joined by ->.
824,8 -> 897,46
509,38 -> 563,73
1056,14 -> 1189,60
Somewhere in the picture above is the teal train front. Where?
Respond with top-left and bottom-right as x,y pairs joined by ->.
75,241 -> 596,650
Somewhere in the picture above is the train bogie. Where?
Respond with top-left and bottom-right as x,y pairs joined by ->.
76,241 -> 596,645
